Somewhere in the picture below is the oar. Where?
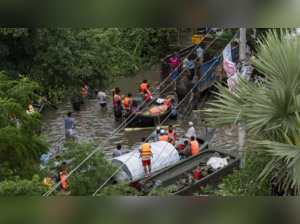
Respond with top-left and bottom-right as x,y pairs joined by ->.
124,124 -> 180,132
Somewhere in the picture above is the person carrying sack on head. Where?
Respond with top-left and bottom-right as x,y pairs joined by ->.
139,137 -> 153,177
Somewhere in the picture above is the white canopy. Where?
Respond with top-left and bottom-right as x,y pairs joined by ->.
112,141 -> 180,181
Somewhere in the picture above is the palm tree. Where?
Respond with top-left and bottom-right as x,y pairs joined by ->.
205,29 -> 300,195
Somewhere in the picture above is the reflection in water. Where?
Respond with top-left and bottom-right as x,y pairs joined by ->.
40,64 -> 239,159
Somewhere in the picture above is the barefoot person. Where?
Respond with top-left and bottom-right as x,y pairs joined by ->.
161,59 -> 178,91
139,137 -> 152,177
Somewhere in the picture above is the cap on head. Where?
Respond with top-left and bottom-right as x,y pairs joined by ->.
189,121 -> 193,126
156,126 -> 161,130
160,129 -> 165,134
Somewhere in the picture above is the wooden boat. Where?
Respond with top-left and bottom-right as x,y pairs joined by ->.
124,91 -> 178,127
139,148 -> 240,195
31,99 -> 44,113
127,128 -> 216,190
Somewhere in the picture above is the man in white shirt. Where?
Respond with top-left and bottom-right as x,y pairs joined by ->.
98,91 -> 107,110
184,121 -> 196,140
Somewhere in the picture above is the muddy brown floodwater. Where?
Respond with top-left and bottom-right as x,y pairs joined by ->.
40,63 -> 239,159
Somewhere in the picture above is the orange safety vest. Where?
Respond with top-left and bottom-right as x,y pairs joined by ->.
60,172 -> 69,189
164,99 -> 171,107
159,135 -> 169,142
189,140 -> 199,156
113,94 -> 122,106
141,143 -> 152,158
144,90 -> 152,102
81,87 -> 87,97
124,97 -> 131,110
140,83 -> 148,94
166,130 -> 175,145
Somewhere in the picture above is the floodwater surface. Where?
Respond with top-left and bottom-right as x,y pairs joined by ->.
40,63 -> 239,159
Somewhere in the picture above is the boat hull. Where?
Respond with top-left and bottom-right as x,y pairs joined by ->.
128,128 -> 216,190
139,148 -> 240,195
125,91 -> 178,127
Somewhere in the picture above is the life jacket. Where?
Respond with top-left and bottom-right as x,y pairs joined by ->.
124,97 -> 131,110
60,171 -> 69,189
187,127 -> 196,139
166,130 -> 175,145
43,178 -> 53,189
81,87 -> 87,97
159,135 -> 169,142
113,94 -> 122,106
189,140 -> 199,156
28,104 -> 35,115
140,143 -> 152,158
164,99 -> 171,107
144,90 -> 152,102
140,83 -> 148,94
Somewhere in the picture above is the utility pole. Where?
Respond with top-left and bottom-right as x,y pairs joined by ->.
239,28 -> 247,62
238,28 -> 247,168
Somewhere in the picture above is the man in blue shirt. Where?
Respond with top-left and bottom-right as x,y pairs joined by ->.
64,112 -> 75,136
152,126 -> 161,142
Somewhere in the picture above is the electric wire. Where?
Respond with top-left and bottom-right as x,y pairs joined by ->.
44,28 -> 225,196
91,33 -> 230,196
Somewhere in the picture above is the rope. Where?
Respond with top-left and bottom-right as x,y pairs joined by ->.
44,29 -> 226,196
91,31 -> 230,196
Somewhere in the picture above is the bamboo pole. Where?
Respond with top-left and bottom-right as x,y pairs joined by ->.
124,124 -> 180,132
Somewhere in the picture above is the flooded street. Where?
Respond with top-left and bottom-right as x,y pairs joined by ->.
40,62 -> 239,159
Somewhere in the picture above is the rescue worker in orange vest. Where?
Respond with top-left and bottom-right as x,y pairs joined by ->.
139,80 -> 148,102
81,85 -> 87,97
139,80 -> 158,102
158,129 -> 173,143
124,93 -> 132,112
28,104 -> 35,116
144,89 -> 152,102
113,89 -> 122,107
164,99 -> 171,108
189,136 -> 199,156
139,137 -> 153,177
60,168 -> 70,190
165,125 -> 177,145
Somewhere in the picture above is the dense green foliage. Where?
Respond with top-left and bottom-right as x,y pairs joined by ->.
0,72 -> 50,181
0,175 -> 52,196
205,29 -> 300,195
0,28 -> 179,103
46,141 -> 121,196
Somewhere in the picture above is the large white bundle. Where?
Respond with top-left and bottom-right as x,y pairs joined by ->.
112,141 -> 180,181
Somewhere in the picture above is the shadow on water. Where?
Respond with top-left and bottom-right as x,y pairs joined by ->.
40,64 -> 239,159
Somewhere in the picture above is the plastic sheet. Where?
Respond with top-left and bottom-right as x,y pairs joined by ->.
112,141 -> 180,181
